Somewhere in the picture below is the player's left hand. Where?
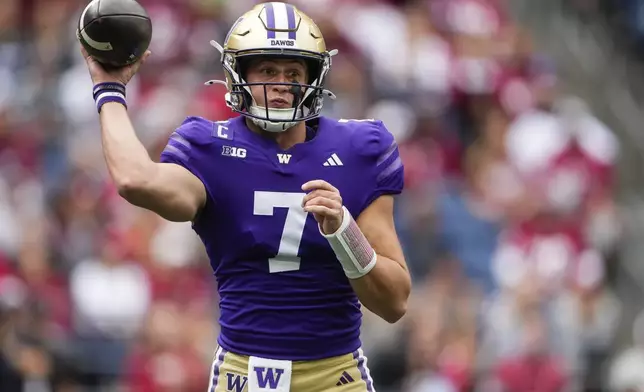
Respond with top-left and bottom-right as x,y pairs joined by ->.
301,180 -> 344,235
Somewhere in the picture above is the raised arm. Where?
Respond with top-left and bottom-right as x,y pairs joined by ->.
82,47 -> 206,222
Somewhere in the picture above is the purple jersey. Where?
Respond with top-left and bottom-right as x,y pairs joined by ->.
160,116 -> 404,360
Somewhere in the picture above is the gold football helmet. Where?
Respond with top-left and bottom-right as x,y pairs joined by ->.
207,2 -> 337,132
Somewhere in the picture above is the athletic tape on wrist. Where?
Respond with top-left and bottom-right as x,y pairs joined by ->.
321,206 -> 377,279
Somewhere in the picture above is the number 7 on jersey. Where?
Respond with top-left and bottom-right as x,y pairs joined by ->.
253,191 -> 308,273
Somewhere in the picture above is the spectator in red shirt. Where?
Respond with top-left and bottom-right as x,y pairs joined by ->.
494,309 -> 568,392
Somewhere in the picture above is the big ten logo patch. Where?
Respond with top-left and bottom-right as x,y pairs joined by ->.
226,372 -> 248,392
222,146 -> 247,158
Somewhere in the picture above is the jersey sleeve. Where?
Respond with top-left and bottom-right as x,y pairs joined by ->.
159,116 -> 216,201
352,120 -> 405,211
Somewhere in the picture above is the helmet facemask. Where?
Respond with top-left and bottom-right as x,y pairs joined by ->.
207,41 -> 337,133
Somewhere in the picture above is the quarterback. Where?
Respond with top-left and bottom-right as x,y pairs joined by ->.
82,2 -> 410,391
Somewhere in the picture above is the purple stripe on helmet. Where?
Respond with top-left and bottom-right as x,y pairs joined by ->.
210,347 -> 227,392
285,3 -> 297,39
265,3 -> 276,39
352,350 -> 374,392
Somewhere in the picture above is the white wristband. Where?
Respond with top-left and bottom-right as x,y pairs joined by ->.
320,206 -> 377,279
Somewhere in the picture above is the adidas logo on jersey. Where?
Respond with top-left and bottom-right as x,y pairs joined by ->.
336,371 -> 355,386
323,153 -> 343,167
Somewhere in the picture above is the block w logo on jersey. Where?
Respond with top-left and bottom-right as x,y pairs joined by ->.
277,153 -> 292,164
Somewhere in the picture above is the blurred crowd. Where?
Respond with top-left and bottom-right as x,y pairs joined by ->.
0,0 -> 639,391
567,0 -> 644,57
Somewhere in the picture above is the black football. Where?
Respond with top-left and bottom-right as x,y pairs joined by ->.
77,0 -> 152,68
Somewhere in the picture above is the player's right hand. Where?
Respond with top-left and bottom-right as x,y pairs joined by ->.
301,180 -> 344,235
80,45 -> 151,86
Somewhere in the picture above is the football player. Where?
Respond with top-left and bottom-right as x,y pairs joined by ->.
82,2 -> 410,391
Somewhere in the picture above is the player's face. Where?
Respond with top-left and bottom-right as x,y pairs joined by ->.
245,58 -> 308,109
